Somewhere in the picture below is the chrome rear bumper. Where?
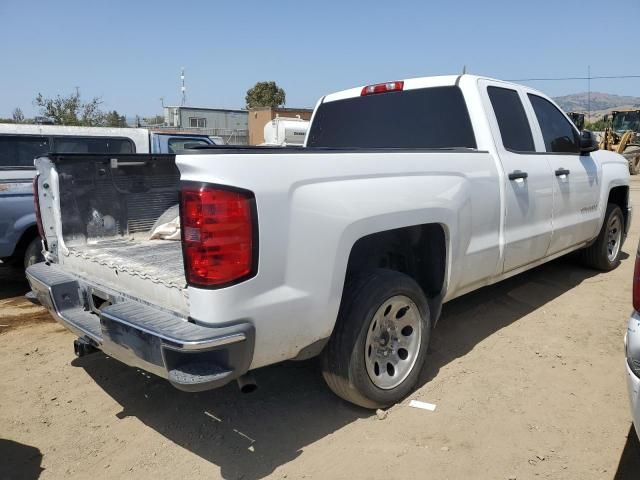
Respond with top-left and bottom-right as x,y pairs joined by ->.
26,262 -> 254,392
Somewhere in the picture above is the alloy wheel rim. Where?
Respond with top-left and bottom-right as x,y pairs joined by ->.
364,295 -> 422,390
606,215 -> 622,262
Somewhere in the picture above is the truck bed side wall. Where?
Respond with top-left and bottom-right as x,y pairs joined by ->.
178,151 -> 501,369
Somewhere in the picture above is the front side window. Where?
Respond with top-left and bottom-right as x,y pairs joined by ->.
306,86 -> 476,149
487,86 -> 535,152
52,137 -> 134,154
528,94 -> 580,153
189,117 -> 207,128
0,136 -> 49,168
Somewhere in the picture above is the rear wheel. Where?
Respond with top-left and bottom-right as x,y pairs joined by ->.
581,203 -> 624,271
321,269 -> 431,408
23,237 -> 44,269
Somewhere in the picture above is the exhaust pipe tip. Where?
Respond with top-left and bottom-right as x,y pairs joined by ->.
237,372 -> 257,394
74,338 -> 97,358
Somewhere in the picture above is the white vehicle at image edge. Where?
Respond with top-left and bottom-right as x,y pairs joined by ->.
27,75 -> 631,408
626,245 -> 640,440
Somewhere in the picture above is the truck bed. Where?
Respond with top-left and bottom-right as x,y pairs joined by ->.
67,239 -> 185,289
61,238 -> 189,315
35,154 -> 188,314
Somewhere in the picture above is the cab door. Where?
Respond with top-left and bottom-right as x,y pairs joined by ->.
0,135 -> 50,257
480,80 -> 554,273
524,92 -> 601,253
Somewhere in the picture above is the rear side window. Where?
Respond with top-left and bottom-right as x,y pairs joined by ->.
306,86 -> 477,149
528,94 -> 580,153
487,87 -> 535,152
0,136 -> 50,168
52,137 -> 135,154
167,137 -> 211,153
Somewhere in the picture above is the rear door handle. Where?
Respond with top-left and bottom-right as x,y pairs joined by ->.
508,170 -> 528,180
555,168 -> 570,176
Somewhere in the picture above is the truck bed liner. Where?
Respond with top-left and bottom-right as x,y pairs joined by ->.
67,239 -> 185,289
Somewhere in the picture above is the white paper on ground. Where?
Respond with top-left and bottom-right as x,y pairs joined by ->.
408,400 -> 437,411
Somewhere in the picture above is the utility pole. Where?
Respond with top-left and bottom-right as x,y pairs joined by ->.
180,68 -> 186,106
587,65 -> 591,121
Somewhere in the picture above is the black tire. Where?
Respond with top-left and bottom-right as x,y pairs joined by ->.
321,269 -> 431,409
23,237 -> 44,269
581,203 -> 624,271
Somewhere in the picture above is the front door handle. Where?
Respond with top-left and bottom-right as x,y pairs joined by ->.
508,170 -> 528,180
555,168 -> 570,176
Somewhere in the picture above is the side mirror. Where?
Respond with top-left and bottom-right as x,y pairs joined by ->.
580,130 -> 599,153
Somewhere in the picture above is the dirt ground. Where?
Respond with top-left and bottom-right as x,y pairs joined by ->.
3,185 -> 640,480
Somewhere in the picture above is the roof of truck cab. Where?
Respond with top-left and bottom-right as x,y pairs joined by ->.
0,123 -> 151,150
0,123 -> 150,137
321,74 -> 535,104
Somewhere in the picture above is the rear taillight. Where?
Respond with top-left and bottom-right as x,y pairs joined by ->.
361,81 -> 404,96
634,246 -> 640,311
32,175 -> 48,249
180,183 -> 256,288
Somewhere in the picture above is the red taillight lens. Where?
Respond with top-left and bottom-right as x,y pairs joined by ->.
180,183 -> 256,288
32,175 -> 47,248
634,249 -> 640,311
361,81 -> 404,96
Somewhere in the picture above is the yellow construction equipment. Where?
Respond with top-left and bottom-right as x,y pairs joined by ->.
599,110 -> 640,174
567,112 -> 585,130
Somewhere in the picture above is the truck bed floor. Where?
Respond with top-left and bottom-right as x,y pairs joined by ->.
67,239 -> 185,289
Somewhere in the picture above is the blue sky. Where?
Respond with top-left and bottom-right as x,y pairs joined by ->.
2,0 -> 639,118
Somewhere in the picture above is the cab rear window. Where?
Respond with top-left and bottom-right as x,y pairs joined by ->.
0,136 -> 49,168
306,86 -> 477,149
52,137 -> 134,154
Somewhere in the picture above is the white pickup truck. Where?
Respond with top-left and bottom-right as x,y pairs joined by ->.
27,75 -> 631,408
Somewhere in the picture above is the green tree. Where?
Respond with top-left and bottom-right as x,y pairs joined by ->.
245,81 -> 286,109
12,108 -> 24,123
585,118 -> 607,131
35,89 -> 105,126
143,114 -> 164,126
104,110 -> 127,127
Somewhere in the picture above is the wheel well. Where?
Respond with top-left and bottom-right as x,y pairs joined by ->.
608,186 -> 629,229
345,224 -> 446,320
12,225 -> 39,258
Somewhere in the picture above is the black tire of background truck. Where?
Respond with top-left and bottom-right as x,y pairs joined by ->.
23,237 -> 44,269
321,269 -> 431,409
581,203 -> 624,271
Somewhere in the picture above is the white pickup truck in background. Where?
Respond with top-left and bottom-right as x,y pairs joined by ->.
27,75 -> 630,408
0,124 -> 215,269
